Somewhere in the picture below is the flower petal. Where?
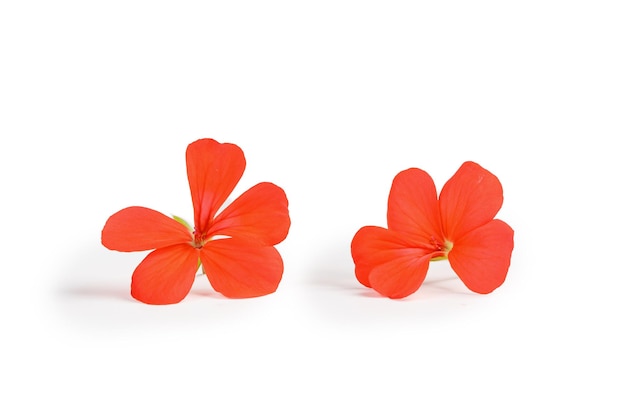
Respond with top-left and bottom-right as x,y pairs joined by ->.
102,206 -> 192,252
130,244 -> 199,304
186,138 -> 246,234
369,252 -> 434,299
448,219 -> 514,294
210,182 -> 290,245
387,168 -> 444,246
199,239 -> 284,298
439,161 -> 504,241
351,226 -> 436,289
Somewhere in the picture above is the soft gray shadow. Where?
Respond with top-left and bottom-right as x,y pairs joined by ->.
304,241 -> 362,292
420,261 -> 474,296
187,286 -> 227,299
417,276 -> 472,298
55,241 -> 141,302
356,289 -> 386,298
56,242 -> 222,302
304,239 -> 473,299
52,240 -> 264,334
302,245 -> 479,326
61,284 -> 130,301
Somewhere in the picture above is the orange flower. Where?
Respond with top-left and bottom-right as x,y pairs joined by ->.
351,162 -> 514,298
102,139 -> 290,304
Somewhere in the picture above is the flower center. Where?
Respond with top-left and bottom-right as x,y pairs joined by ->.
193,230 -> 208,248
192,230 -> 230,248
430,236 -> 444,251
430,237 -> 453,262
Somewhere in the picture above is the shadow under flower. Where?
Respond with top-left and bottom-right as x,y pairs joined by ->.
301,247 -> 479,326
56,242 -> 224,302
55,242 -> 140,302
51,241 -> 260,334
60,284 -> 131,301
303,240 -> 472,300
186,280 -> 228,299
301,239 -> 361,291
352,276 -> 470,300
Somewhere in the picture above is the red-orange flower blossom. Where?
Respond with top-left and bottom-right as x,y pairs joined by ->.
351,161 -> 514,298
102,138 -> 290,304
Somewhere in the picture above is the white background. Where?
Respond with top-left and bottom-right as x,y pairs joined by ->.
1,1 -> 625,415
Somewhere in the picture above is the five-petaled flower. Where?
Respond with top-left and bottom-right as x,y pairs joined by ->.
102,138 -> 290,304
351,161 -> 514,298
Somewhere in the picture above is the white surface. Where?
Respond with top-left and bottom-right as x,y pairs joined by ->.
2,1 -> 625,415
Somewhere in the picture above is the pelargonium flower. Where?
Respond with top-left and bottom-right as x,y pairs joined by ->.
102,138 -> 290,304
351,161 -> 514,298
